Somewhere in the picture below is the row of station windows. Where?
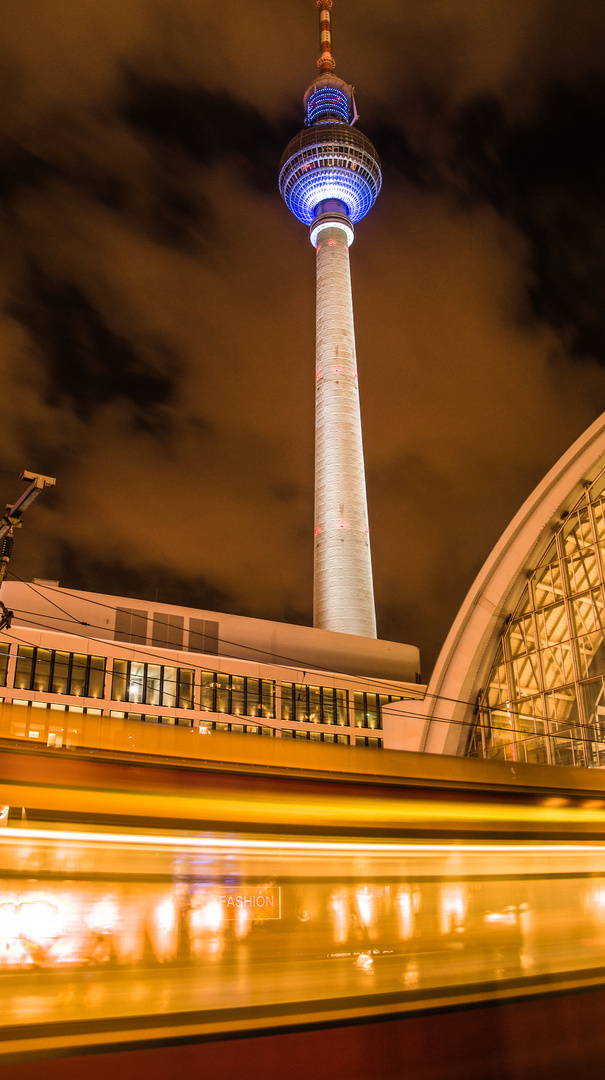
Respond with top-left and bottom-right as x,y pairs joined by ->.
0,698 -> 385,746
1,644 -> 399,730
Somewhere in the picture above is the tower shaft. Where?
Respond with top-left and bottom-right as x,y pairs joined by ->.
313,218 -> 376,637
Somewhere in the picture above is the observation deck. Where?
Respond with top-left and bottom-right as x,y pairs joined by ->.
279,123 -> 382,226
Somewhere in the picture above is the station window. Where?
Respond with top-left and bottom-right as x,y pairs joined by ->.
111,659 -> 194,709
354,693 -> 401,729
200,671 -> 275,718
281,683 -> 348,725
281,728 -> 348,744
14,646 -> 106,699
0,642 -> 9,687
355,736 -> 384,748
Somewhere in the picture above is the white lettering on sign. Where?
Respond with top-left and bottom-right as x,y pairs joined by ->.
218,888 -> 281,919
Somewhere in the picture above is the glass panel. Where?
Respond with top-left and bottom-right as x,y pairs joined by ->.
69,653 -> 88,697
575,631 -> 605,680
365,695 -> 378,730
508,617 -> 535,658
216,673 -> 230,714
545,686 -> 577,728
541,644 -> 574,690
281,683 -> 293,721
308,685 -> 320,723
354,692 -> 364,727
231,675 -> 245,716
488,707 -> 516,747
261,680 -> 275,718
0,642 -> 9,687
88,656 -> 105,699
14,646 -> 34,691
572,590 -> 605,636
111,659 -> 128,701
581,678 -> 605,733
145,664 -> 162,706
178,669 -> 194,710
566,551 -> 600,594
321,687 -> 335,725
162,666 -> 178,708
522,737 -> 549,765
509,654 -> 541,698
294,683 -> 307,722
247,678 -> 260,717
336,688 -> 347,726
552,735 -> 577,767
50,651 -> 69,695
201,671 -> 215,712
486,660 -> 508,708
533,563 -> 563,609
33,648 -> 52,693
562,507 -> 592,554
514,586 -> 532,617
128,662 -> 145,704
537,603 -> 569,645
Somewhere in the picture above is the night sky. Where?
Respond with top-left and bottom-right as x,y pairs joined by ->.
2,0 -> 605,678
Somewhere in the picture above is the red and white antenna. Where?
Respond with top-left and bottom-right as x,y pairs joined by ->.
317,0 -> 336,72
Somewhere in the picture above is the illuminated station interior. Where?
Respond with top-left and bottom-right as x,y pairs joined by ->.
4,4 -> 605,1079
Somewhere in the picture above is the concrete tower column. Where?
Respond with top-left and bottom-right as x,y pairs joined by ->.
312,214 -> 376,637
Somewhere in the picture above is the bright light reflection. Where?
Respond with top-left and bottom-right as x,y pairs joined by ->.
4,828 -> 605,857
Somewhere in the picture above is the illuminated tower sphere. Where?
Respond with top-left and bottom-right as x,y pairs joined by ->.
279,0 -> 381,638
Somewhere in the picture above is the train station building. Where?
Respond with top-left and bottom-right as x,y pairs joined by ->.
0,580 -> 421,751
5,412 -> 605,767
385,411 -> 605,768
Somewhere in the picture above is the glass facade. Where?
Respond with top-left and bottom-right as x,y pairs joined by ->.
354,692 -> 401,730
470,467 -> 605,766
281,728 -> 349,744
281,682 -> 347,725
200,672 -> 275,719
15,646 -> 106,699
0,641 -> 404,747
0,642 -> 9,687
111,659 -> 194,709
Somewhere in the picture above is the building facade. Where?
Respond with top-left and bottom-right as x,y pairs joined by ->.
0,581 -> 421,752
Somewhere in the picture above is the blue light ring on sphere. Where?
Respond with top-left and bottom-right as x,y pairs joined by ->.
279,125 -> 381,225
306,86 -> 350,124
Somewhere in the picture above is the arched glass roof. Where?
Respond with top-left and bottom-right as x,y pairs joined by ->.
471,465 -> 605,767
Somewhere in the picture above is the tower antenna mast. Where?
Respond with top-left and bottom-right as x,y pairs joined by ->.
279,1 -> 381,638
317,0 -> 336,72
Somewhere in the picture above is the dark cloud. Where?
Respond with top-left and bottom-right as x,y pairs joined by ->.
449,79 -> 605,360
50,545 -> 233,618
10,269 -> 178,419
121,73 -> 288,196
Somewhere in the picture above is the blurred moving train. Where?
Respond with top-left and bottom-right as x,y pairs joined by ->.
3,703 -> 605,1061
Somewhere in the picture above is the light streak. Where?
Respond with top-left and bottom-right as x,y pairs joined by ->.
3,827 -> 605,857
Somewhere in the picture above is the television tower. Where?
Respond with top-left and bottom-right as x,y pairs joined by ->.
279,0 -> 381,638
